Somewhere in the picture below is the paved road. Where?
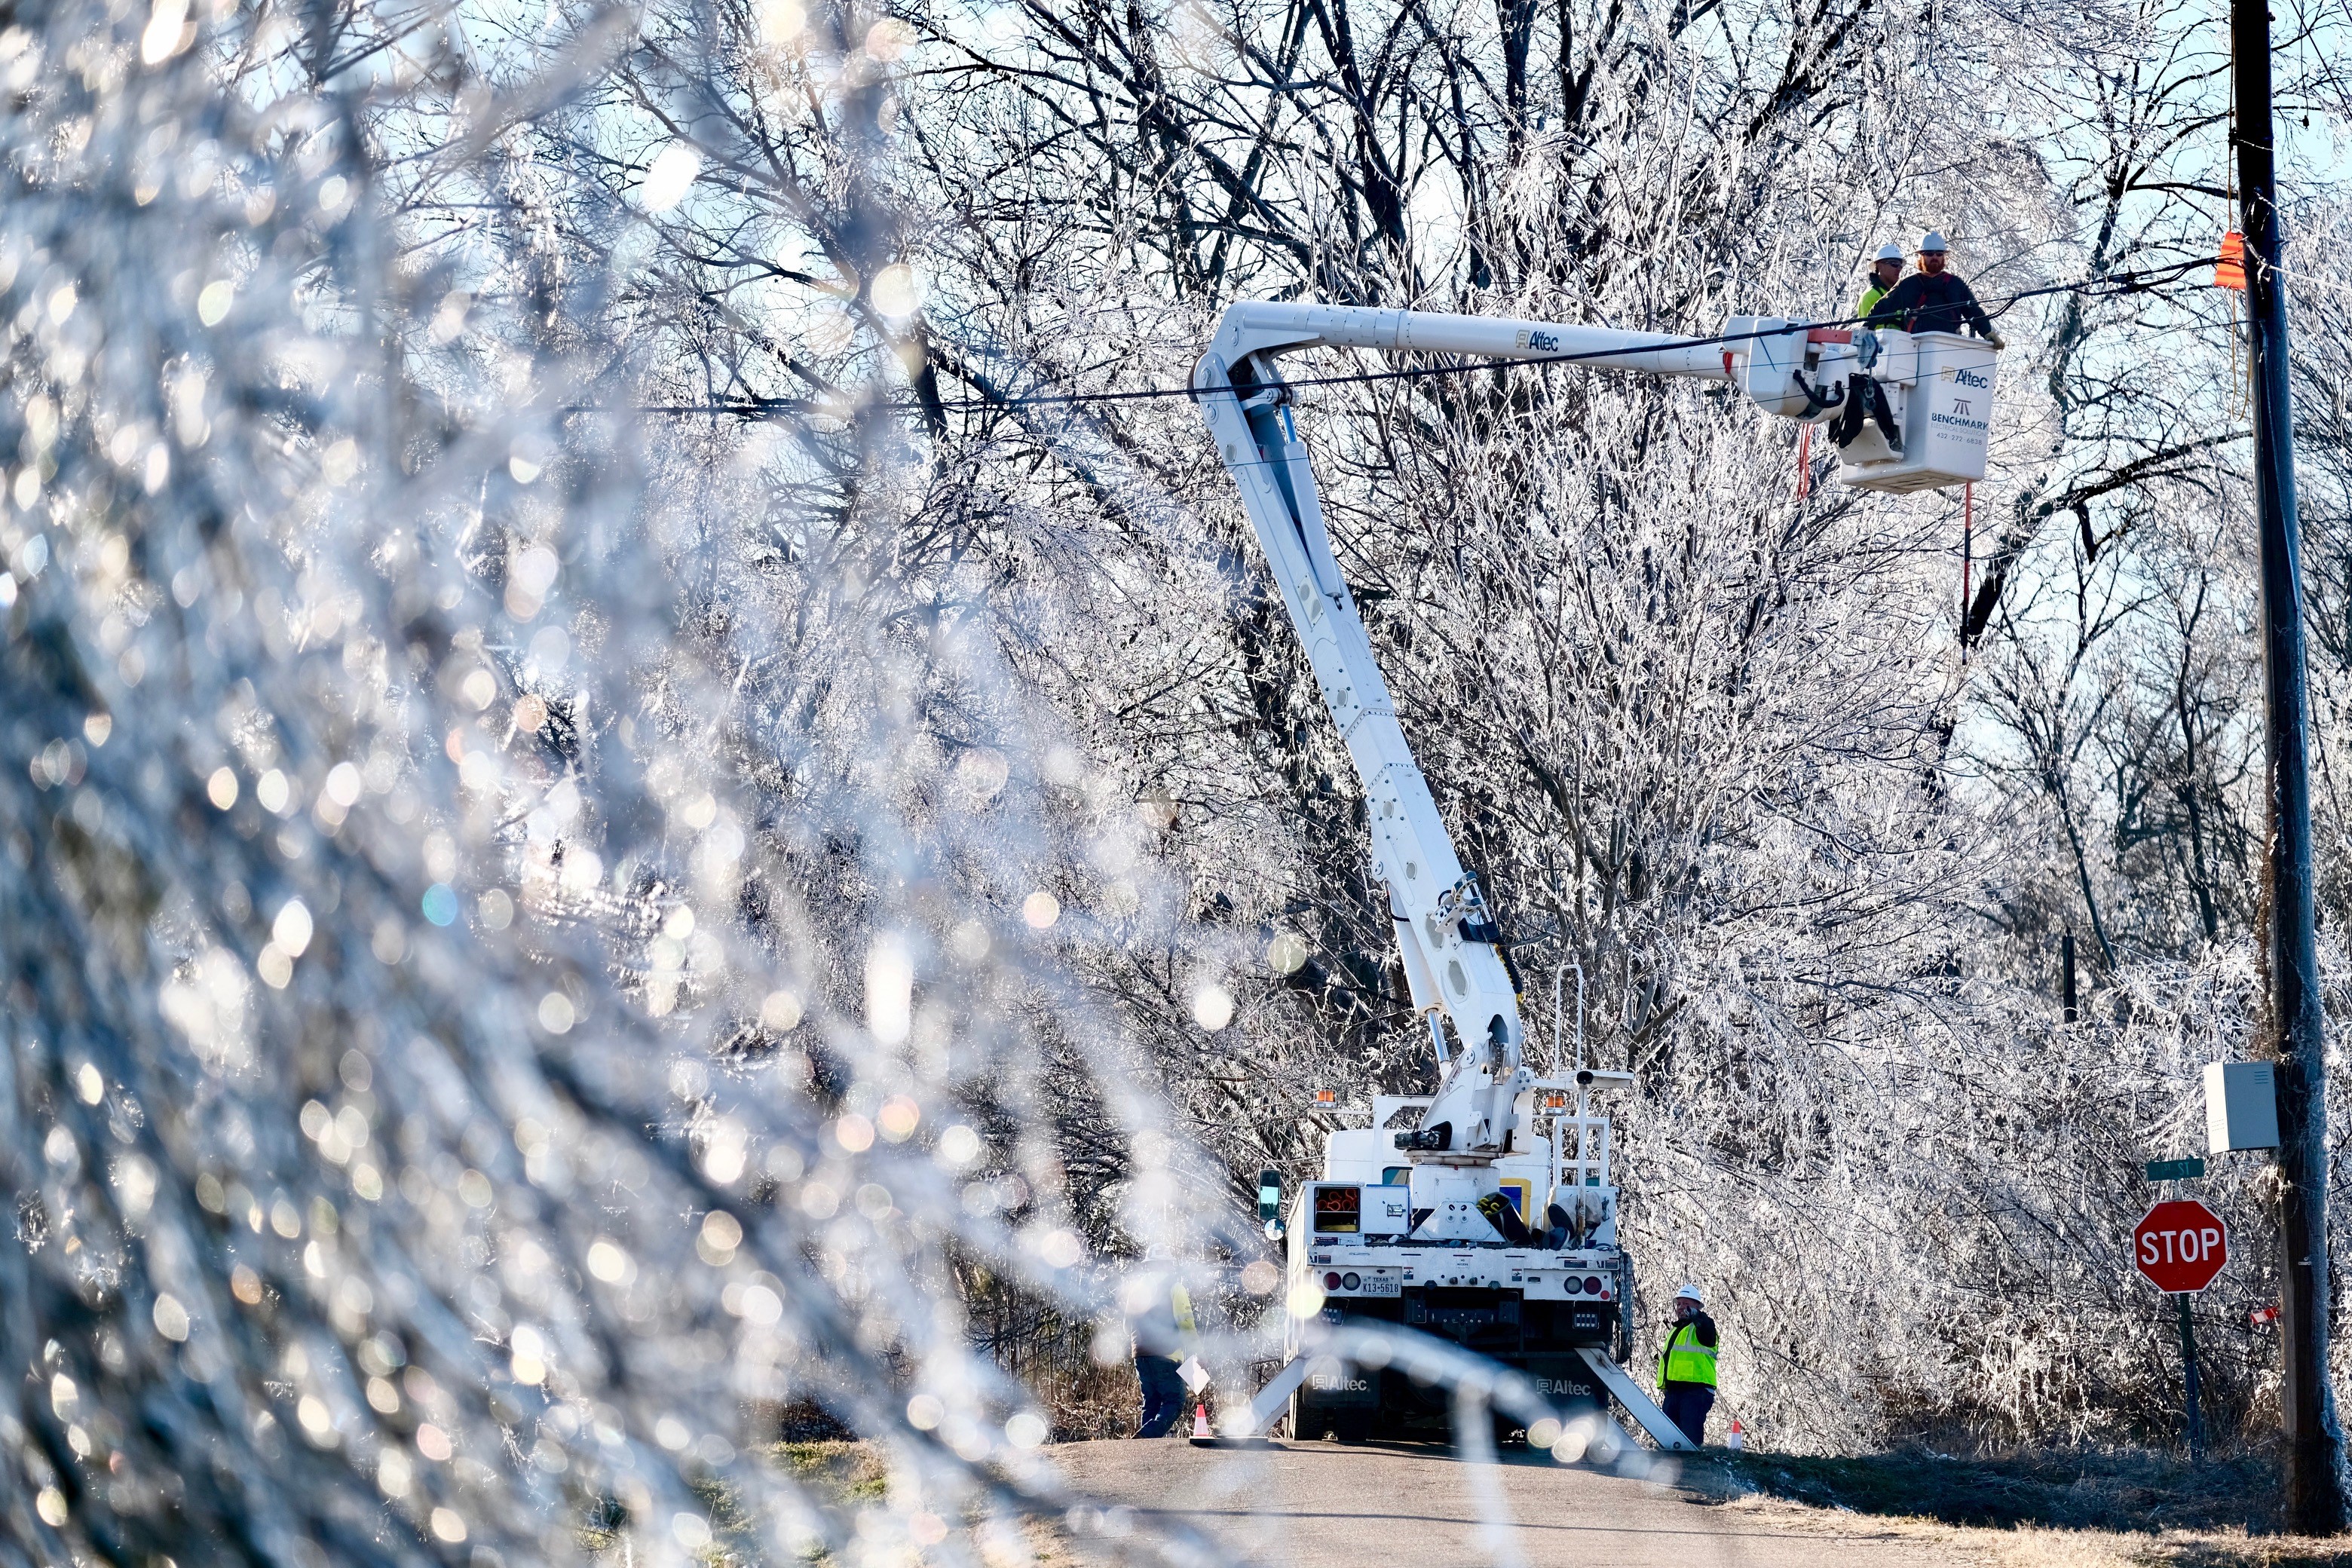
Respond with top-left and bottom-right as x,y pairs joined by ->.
1049,1438 -> 1966,1567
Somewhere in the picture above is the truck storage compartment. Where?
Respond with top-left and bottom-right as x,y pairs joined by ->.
1521,1297 -> 1619,1349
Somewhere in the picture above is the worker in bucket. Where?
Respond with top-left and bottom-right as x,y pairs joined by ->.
1125,1246 -> 1196,1438
1855,241 -> 1904,318
1865,231 -> 2005,347
1657,1283 -> 1720,1444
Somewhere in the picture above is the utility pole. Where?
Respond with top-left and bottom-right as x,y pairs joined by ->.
2232,0 -> 2344,1532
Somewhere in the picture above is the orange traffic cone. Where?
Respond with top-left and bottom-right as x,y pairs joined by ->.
1191,1404 -> 1212,1439
1727,1416 -> 1745,1453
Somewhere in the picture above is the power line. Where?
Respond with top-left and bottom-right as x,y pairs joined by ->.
605,255 -> 2222,422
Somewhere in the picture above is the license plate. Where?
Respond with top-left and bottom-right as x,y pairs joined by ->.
1357,1273 -> 1401,1297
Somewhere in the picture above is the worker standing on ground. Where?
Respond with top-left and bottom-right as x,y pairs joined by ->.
1658,1283 -> 1720,1445
1127,1248 -> 1196,1438
1865,231 -> 2006,347
1856,241 -> 1905,318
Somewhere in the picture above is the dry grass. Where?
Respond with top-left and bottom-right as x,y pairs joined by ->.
770,1438 -> 893,1503
1686,1449 -> 2352,1567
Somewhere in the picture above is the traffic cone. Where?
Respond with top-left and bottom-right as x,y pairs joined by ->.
1726,1417 -> 1745,1453
1191,1404 -> 1212,1439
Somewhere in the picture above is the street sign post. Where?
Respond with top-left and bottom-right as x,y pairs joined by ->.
2136,1197 -> 2227,1462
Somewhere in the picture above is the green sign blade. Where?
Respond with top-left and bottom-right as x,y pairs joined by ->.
2146,1157 -> 2207,1182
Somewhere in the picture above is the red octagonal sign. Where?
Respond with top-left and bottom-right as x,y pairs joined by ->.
2135,1199 -> 2228,1294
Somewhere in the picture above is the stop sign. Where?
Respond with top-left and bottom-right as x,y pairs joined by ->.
2134,1199 -> 2228,1294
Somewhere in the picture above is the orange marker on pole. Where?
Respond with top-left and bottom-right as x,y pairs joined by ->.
2214,230 -> 2247,290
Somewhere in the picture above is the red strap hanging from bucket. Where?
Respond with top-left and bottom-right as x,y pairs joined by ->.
1962,482 -> 1974,642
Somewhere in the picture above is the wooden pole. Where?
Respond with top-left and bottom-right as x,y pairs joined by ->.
2231,0 -> 2343,1530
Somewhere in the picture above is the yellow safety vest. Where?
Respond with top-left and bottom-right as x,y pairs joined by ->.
1171,1285 -> 1196,1337
1658,1321 -> 1718,1388
1857,282 -> 1889,320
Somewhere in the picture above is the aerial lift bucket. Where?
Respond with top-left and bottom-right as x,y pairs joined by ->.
1836,330 -> 1997,494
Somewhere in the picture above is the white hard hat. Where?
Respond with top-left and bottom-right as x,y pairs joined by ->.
1919,231 -> 1949,253
1674,1282 -> 1704,1304
1874,241 -> 1904,262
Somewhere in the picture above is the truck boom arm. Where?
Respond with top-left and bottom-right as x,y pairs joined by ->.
1190,300 -> 1877,1161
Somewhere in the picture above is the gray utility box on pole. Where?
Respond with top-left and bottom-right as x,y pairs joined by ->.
2206,1061 -> 2281,1153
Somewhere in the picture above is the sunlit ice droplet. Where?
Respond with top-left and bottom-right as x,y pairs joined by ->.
510,543 -> 559,599
877,1095 -> 920,1141
700,1211 -> 743,1253
272,898 -> 313,957
140,0 -> 190,63
757,0 -> 805,45
639,142 -> 701,214
938,1124 -> 981,1167
871,262 -> 923,318
865,933 -> 911,1044
702,1120 -> 747,1183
